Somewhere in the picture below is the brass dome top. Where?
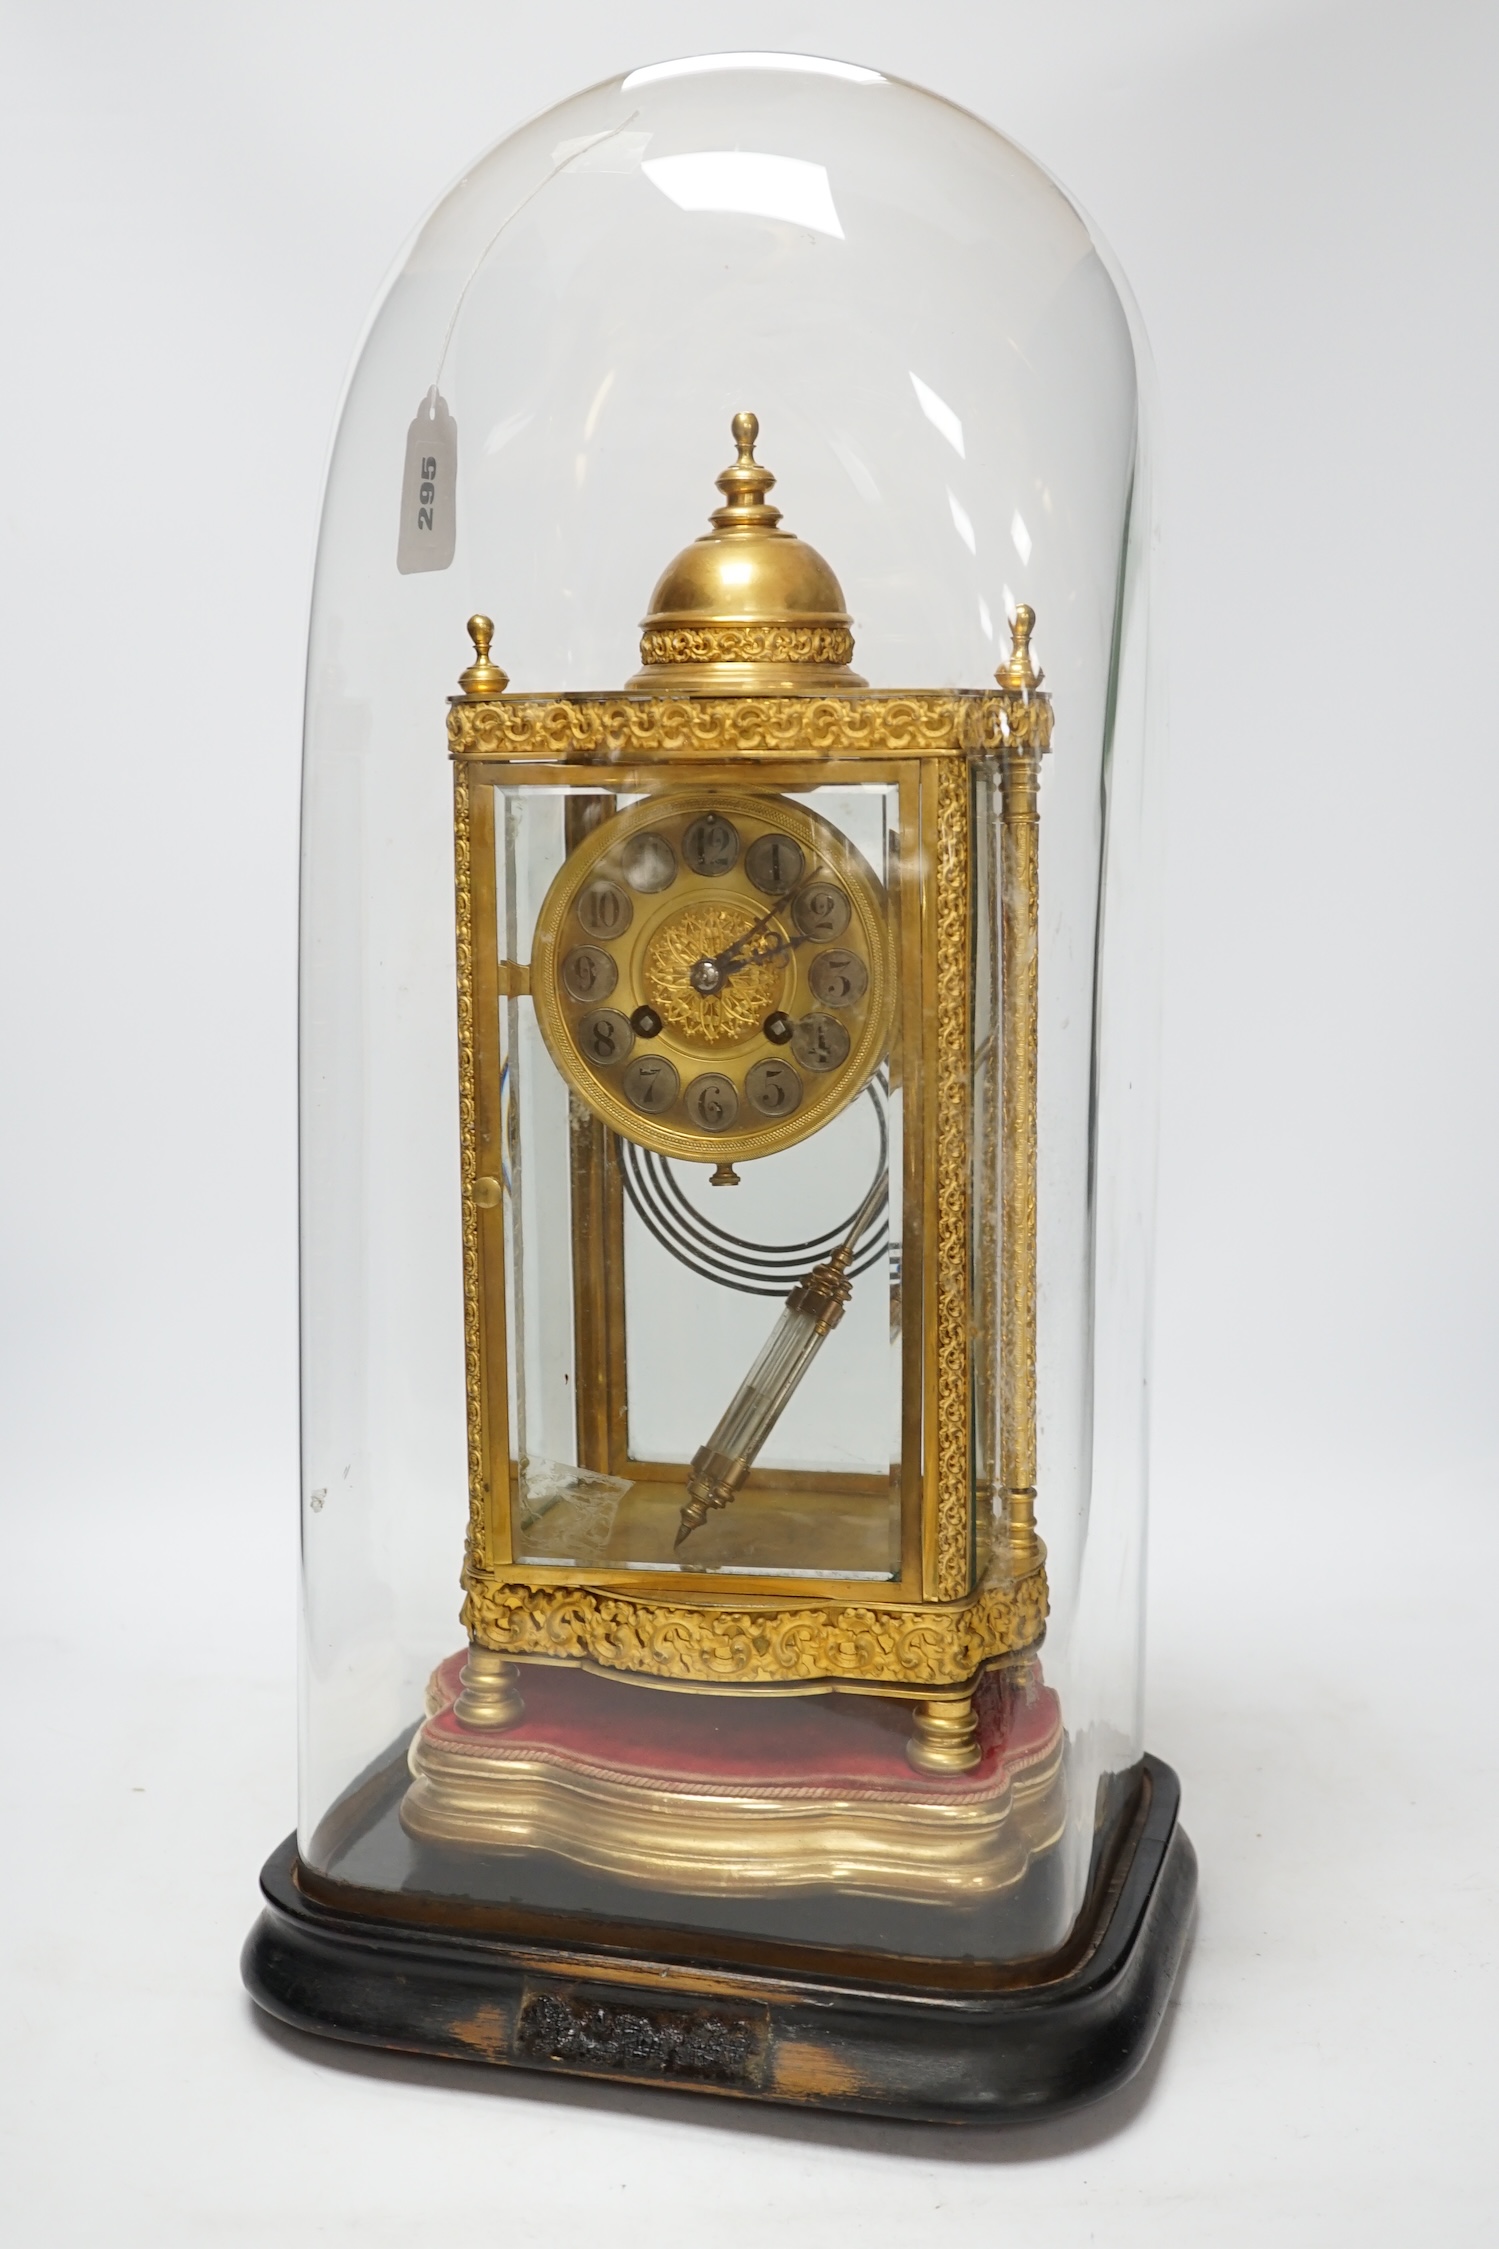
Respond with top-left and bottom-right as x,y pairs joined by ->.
627,412 -> 865,696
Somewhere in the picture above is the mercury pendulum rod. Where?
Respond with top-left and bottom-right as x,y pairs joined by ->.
674,1171 -> 888,1548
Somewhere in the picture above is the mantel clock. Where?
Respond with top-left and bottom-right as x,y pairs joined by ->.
245,53 -> 1193,2125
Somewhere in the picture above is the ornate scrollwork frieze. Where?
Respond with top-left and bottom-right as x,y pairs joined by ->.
448,692 -> 1030,765
933,758 -> 973,1601
638,624 -> 856,669
461,1568 -> 1048,1689
453,770 -> 487,1575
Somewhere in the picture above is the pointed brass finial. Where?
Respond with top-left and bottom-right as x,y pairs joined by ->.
993,603 -> 1053,758
458,614 -> 509,698
996,604 -> 1040,693
710,410 -> 782,531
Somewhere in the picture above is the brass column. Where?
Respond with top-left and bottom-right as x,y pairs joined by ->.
997,608 -> 1052,1576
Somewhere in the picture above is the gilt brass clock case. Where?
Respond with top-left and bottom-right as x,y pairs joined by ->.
530,787 -> 896,1165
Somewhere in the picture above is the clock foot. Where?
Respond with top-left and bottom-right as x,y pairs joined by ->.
452,1644 -> 524,1730
906,1695 -> 982,1774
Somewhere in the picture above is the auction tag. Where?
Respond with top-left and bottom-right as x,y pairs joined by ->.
396,390 -> 457,573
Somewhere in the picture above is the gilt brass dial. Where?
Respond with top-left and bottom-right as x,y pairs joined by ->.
531,790 -> 894,1164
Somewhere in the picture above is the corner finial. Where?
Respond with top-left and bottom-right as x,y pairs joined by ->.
458,613 -> 509,698
993,603 -> 1054,758
996,603 -> 1040,694
711,409 -> 782,531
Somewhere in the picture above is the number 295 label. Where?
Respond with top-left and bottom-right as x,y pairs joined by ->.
397,391 -> 457,574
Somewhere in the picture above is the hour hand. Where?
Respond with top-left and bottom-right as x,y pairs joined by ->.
713,884 -> 825,979
690,925 -> 801,993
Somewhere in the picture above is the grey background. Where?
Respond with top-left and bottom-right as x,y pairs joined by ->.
1,3 -> 1494,2241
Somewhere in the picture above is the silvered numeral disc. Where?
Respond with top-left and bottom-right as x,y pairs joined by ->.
562,944 -> 617,1002
790,1012 -> 851,1073
745,1058 -> 803,1117
622,1054 -> 680,1113
577,878 -> 632,939
744,832 -> 805,895
807,947 -> 868,1009
683,1073 -> 739,1132
682,812 -> 740,877
791,881 -> 851,941
620,832 -> 677,893
576,1008 -> 634,1066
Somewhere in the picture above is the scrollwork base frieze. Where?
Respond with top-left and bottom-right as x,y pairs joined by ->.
461,1569 -> 1049,1690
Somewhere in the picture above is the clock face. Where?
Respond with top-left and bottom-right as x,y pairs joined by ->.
530,790 -> 895,1164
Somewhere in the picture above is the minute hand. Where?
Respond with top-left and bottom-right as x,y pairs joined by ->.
708,891 -> 788,976
714,925 -> 808,982
711,870 -> 828,980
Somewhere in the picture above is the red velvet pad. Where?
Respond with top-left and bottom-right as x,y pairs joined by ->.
428,1651 -> 1060,1801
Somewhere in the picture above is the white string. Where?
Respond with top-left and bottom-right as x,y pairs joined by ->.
424,112 -> 642,417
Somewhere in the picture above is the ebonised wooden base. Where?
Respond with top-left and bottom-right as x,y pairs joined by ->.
243,1754 -> 1194,2124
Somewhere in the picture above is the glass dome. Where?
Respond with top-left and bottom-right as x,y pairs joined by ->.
275,51 -> 1170,2069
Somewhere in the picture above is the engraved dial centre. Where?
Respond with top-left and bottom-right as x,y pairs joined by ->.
641,902 -> 787,1046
